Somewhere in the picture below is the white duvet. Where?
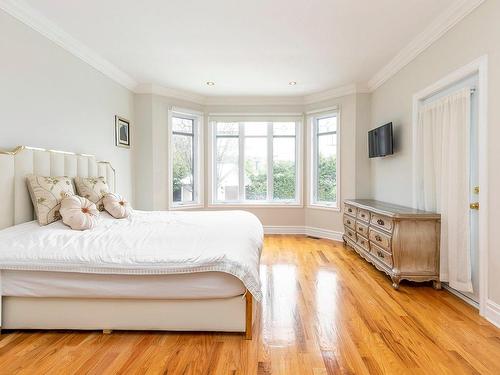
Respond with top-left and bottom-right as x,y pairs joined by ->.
0,210 -> 264,301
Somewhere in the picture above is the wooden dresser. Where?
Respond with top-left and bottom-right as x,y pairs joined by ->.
343,199 -> 441,289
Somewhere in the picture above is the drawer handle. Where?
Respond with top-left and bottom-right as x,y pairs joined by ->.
347,220 -> 351,225
348,232 -> 353,237
361,214 -> 366,218
359,227 -> 363,232
377,219 -> 385,226
375,234 -> 382,242
377,251 -> 384,258
348,208 -> 352,212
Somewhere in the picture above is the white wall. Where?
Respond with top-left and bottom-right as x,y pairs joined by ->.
0,10 -> 135,202
369,0 -> 500,305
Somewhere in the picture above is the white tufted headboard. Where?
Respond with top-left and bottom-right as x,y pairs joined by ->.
0,146 -> 115,230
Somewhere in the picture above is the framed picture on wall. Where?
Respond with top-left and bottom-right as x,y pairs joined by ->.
115,116 -> 130,148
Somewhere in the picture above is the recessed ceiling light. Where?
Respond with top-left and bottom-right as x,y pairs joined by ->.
206,81 -> 215,86
289,81 -> 297,86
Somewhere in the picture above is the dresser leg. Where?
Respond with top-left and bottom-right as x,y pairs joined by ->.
433,280 -> 442,290
391,276 -> 400,290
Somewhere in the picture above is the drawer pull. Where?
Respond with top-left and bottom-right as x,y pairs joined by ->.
375,234 -> 382,242
348,232 -> 353,237
348,208 -> 353,213
361,214 -> 366,218
347,220 -> 351,225
377,251 -> 384,258
359,227 -> 363,232
377,219 -> 385,226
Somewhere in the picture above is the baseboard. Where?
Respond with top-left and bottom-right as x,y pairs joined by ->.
263,226 -> 305,235
263,226 -> 343,242
485,299 -> 500,328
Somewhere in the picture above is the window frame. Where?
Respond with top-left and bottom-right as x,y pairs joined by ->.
168,108 -> 204,210
208,116 -> 303,207
309,110 -> 341,210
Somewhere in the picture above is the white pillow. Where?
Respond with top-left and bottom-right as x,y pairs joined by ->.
103,193 -> 132,219
60,194 -> 99,230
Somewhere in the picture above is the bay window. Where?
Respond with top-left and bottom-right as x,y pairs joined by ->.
310,112 -> 339,208
211,117 -> 301,205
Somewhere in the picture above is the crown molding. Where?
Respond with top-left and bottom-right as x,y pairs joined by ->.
368,0 -> 485,91
303,83 -> 371,105
204,95 -> 305,107
303,84 -> 356,105
0,0 -> 137,91
135,83 -> 206,105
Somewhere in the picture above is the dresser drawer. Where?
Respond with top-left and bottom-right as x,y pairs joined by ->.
356,235 -> 369,252
355,221 -> 368,237
357,208 -> 370,223
343,215 -> 356,230
370,213 -> 394,233
371,243 -> 393,268
344,226 -> 357,242
344,203 -> 357,217
369,228 -> 392,252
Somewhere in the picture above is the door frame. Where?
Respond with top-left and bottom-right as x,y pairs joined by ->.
411,55 -> 488,316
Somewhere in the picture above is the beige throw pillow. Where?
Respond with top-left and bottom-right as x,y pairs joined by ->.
103,193 -> 132,219
26,175 -> 75,226
60,194 -> 99,230
74,176 -> 110,211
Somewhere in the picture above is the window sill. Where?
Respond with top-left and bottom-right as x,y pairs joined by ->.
169,203 -> 204,211
307,203 -> 340,212
208,202 -> 303,209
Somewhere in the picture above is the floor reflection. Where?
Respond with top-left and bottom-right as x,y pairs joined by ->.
315,269 -> 339,348
260,263 -> 298,347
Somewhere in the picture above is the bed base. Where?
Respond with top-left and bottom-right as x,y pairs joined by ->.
0,291 -> 255,339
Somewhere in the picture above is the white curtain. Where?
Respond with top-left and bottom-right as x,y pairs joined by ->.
415,88 -> 472,292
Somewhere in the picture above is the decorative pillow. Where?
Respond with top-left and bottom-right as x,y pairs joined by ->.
26,175 -> 75,226
74,176 -> 110,211
103,193 -> 132,219
60,194 -> 99,230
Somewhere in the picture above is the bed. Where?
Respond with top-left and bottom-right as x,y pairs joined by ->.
0,146 -> 263,338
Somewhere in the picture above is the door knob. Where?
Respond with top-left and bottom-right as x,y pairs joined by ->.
470,202 -> 479,210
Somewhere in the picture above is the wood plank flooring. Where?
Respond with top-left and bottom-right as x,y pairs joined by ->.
1,235 -> 499,374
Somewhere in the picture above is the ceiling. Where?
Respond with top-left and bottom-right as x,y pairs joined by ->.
21,0 -> 457,97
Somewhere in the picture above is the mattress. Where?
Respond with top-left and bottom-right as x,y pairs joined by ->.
1,270 -> 245,299
0,210 -> 264,301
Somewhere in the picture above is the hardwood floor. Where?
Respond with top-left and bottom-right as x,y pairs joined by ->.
1,235 -> 499,374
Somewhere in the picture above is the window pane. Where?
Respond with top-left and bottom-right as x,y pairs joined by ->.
172,117 -> 193,134
216,137 -> 239,201
216,122 -> 239,136
244,137 -> 267,200
172,133 -> 193,203
273,137 -> 296,200
273,122 -> 296,136
244,122 -> 268,136
318,116 -> 337,134
317,133 -> 337,202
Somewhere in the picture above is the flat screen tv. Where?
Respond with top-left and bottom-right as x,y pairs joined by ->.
368,122 -> 393,158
